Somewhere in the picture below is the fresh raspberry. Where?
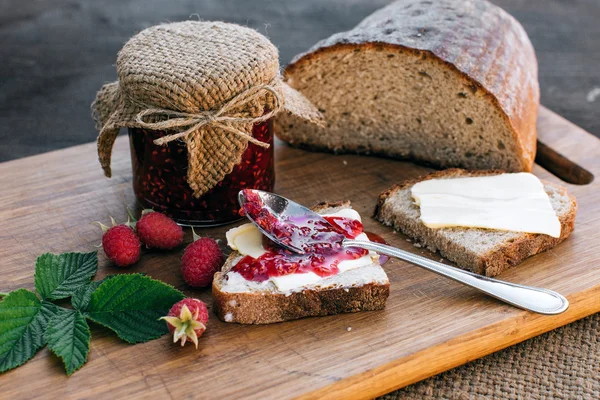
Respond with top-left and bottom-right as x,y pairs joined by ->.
181,234 -> 224,287
136,211 -> 183,250
97,219 -> 141,267
160,298 -> 208,348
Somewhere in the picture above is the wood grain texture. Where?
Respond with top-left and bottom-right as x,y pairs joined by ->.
0,107 -> 598,399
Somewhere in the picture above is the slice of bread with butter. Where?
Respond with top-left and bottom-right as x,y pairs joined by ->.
375,169 -> 577,277
213,201 -> 390,324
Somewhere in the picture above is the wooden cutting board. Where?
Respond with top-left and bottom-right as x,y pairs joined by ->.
0,107 -> 598,399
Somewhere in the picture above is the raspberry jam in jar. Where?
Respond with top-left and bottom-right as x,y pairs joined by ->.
128,120 -> 274,226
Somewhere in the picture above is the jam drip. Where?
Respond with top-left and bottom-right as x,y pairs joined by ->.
234,191 -> 369,282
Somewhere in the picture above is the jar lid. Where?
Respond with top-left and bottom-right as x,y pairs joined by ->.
93,21 -> 322,197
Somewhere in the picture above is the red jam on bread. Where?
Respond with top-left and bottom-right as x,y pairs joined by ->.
234,191 -> 368,282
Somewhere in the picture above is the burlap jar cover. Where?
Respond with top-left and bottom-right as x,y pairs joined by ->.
92,21 -> 322,197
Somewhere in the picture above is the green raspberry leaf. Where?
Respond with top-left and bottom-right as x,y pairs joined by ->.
71,282 -> 101,311
71,275 -> 116,311
45,308 -> 91,376
81,274 -> 184,343
0,289 -> 59,373
34,251 -> 98,300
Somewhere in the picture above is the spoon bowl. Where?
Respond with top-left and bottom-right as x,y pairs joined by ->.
238,189 -> 333,254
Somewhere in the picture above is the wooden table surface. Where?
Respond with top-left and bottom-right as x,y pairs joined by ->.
1,0 -> 599,398
0,0 -> 598,162
0,107 -> 598,399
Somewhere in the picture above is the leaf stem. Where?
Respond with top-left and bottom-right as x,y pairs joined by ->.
0,292 -> 9,298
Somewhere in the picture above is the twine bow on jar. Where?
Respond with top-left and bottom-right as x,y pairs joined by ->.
135,84 -> 283,149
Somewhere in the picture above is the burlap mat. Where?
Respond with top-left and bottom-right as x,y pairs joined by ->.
380,313 -> 600,399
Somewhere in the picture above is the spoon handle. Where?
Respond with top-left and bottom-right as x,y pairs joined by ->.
343,239 -> 568,315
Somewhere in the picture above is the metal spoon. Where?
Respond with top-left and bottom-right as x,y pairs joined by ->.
238,189 -> 569,315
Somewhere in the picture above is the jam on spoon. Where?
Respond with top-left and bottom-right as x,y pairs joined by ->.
233,191 -> 369,282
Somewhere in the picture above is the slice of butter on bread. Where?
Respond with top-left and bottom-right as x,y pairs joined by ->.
411,172 -> 562,237
275,0 -> 538,172
374,169 -> 577,277
213,201 -> 390,324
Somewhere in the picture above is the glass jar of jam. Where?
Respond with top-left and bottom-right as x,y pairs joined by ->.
93,22 -> 321,222
128,119 -> 274,226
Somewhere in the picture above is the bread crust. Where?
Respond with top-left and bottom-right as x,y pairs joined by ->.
213,272 -> 390,325
212,201 -> 390,324
374,169 -> 577,276
284,0 -> 539,171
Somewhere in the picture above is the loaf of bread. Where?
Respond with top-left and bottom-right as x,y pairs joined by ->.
374,169 -> 577,277
213,201 -> 390,324
275,0 -> 539,172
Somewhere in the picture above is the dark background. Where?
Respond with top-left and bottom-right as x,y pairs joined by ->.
0,0 -> 598,162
